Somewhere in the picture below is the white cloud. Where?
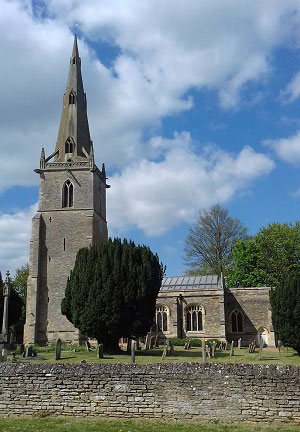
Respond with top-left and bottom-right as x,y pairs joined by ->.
280,72 -> 300,103
266,131 -> 300,164
0,0 -> 299,193
108,133 -> 275,235
0,203 -> 37,274
291,186 -> 300,198
0,135 -> 274,269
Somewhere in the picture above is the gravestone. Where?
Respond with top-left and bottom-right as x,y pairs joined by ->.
86,340 -> 92,351
97,343 -> 103,359
25,346 -> 33,358
278,339 -> 282,355
230,340 -> 234,356
144,333 -> 150,350
257,337 -> 264,361
202,338 -> 207,363
161,344 -> 168,361
1,349 -> 7,362
238,338 -> 242,349
169,341 -> 174,355
131,340 -> 136,364
136,337 -> 141,350
154,334 -> 159,348
55,338 -> 62,360
212,341 -> 216,358
150,336 -> 156,349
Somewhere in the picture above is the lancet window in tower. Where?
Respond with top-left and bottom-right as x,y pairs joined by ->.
62,180 -> 74,208
69,90 -> 76,105
65,137 -> 74,154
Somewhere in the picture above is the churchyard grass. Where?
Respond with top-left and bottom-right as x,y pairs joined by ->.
0,417 -> 299,432
9,345 -> 300,365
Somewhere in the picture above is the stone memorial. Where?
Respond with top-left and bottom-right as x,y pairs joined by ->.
212,341 -> 216,358
161,344 -> 168,360
85,340 -> 92,351
257,337 -> 264,361
0,271 -> 11,346
238,338 -> 242,349
202,338 -> 206,363
1,349 -> 7,362
97,343 -> 104,359
144,333 -> 151,350
25,346 -> 33,358
169,341 -> 174,355
230,340 -> 234,357
55,338 -> 62,361
131,340 -> 136,364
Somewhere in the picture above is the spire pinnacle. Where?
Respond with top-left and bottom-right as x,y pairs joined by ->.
54,36 -> 93,162
71,34 -> 79,62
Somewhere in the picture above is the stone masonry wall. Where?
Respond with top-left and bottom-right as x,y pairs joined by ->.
0,363 -> 299,423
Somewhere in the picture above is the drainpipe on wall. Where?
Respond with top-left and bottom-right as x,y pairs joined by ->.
178,294 -> 183,339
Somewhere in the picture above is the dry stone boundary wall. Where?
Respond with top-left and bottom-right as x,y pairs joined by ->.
0,363 -> 299,423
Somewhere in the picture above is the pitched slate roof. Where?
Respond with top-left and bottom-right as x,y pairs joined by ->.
160,275 -> 223,292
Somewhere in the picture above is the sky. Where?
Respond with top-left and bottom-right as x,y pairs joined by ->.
1,0 -> 300,276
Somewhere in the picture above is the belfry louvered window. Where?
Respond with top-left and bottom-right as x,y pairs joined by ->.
65,137 -> 74,154
186,305 -> 203,331
62,180 -> 74,208
231,309 -> 243,332
69,90 -> 76,104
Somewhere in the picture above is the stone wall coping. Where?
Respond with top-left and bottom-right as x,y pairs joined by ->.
227,287 -> 271,292
1,362 -> 299,378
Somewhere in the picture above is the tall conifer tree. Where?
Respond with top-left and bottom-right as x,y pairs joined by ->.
61,238 -> 164,351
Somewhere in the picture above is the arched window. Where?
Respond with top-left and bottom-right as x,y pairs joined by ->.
65,137 -> 74,154
62,180 -> 74,208
155,305 -> 169,332
69,90 -> 76,105
231,309 -> 243,332
186,305 -> 203,331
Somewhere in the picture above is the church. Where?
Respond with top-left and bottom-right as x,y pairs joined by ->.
24,37 -> 275,347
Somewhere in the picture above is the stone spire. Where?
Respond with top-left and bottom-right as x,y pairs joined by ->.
55,35 -> 93,162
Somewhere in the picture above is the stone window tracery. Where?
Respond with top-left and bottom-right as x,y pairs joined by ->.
62,180 -> 74,208
186,305 -> 203,331
155,305 -> 169,332
65,137 -> 74,154
231,309 -> 243,332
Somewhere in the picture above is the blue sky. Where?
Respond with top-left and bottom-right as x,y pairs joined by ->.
1,0 -> 300,275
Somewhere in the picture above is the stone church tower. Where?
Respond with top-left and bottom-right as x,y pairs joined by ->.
24,36 -> 108,345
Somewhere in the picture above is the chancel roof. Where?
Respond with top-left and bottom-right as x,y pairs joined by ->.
160,275 -> 223,292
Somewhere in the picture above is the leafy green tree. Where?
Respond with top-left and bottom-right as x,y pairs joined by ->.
11,264 -> 29,320
12,264 -> 29,299
61,238 -> 164,351
184,205 -> 247,276
270,276 -> 300,355
227,222 -> 300,288
0,272 -> 23,328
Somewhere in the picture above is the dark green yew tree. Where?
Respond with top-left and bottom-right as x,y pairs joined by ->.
270,277 -> 300,355
61,238 -> 164,351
